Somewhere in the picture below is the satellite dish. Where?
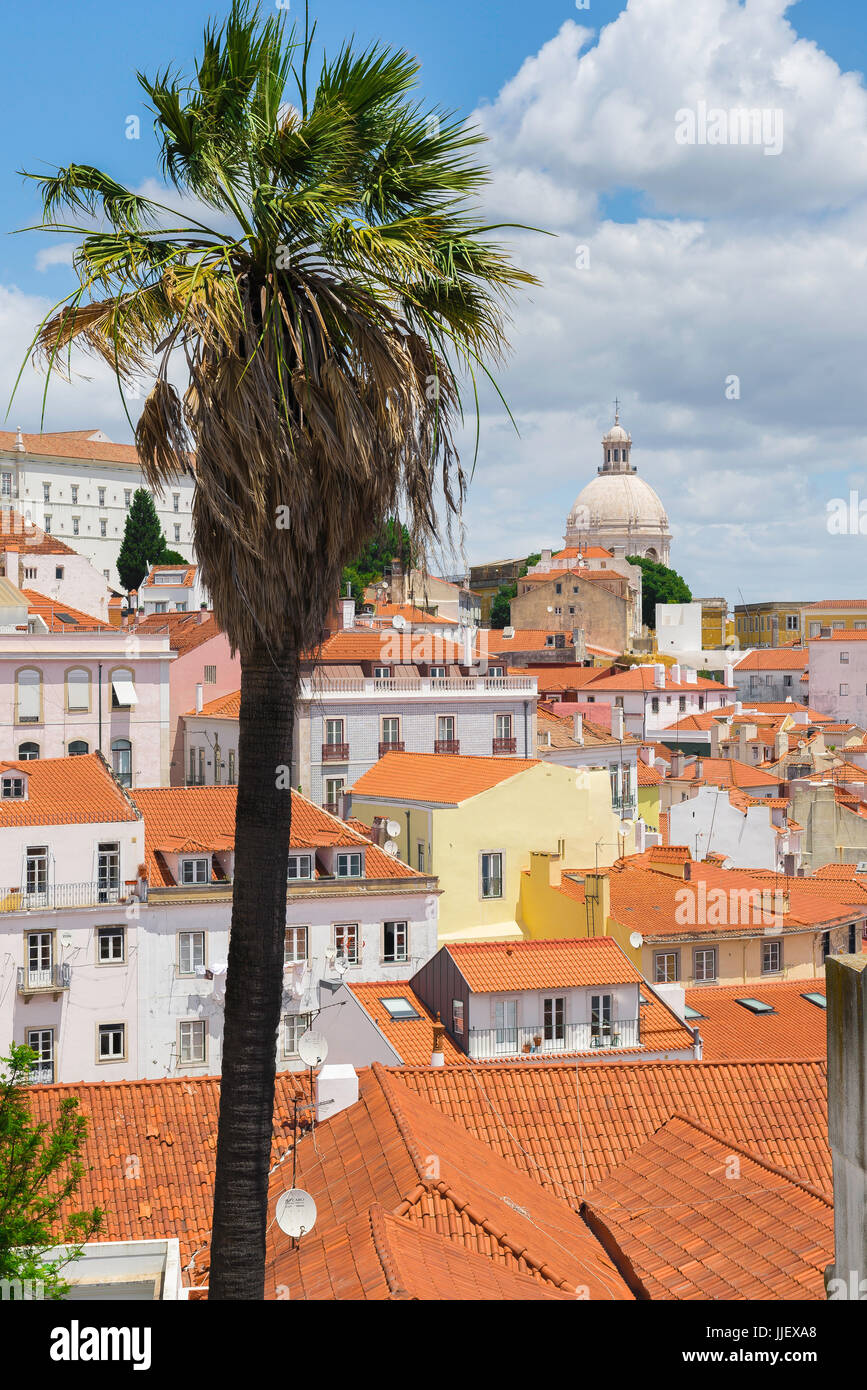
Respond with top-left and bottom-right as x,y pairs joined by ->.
392,614 -> 406,630
619,819 -> 634,834
386,819 -> 401,838
333,953 -> 349,976
297,1029 -> 328,1066
383,839 -> 399,856
546,605 -> 554,614
275,1188 -> 318,1238
629,931 -> 643,949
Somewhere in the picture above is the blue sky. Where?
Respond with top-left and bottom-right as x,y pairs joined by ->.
2,0 -> 867,599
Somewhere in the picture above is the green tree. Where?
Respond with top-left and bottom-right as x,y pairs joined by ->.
116,487 -> 170,592
0,1044 -> 103,1298
489,553 -> 542,629
342,517 -> 412,600
160,548 -> 188,566
627,555 -> 692,629
23,2 -> 533,1298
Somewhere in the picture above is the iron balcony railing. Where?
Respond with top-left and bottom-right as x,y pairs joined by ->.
434,739 -> 460,754
17,963 -> 72,995
378,740 -> 405,757
492,736 -> 517,754
1,882 -> 126,913
321,742 -> 350,762
467,1018 -> 640,1060
28,1062 -> 55,1085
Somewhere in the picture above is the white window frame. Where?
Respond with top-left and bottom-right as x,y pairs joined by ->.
178,931 -> 205,976
97,1023 -> 126,1062
288,854 -> 314,881
654,951 -> 679,983
762,939 -> 782,975
179,1020 -> 207,1066
97,925 -> 125,964
480,850 -> 504,899
284,926 -> 309,965
334,922 -> 359,965
693,947 -> 717,983
383,920 -> 408,964
335,851 -> 363,879
283,1012 -> 312,1057
181,857 -> 210,885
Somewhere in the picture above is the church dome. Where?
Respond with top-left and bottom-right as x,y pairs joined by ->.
602,422 -> 630,445
564,408 -> 672,564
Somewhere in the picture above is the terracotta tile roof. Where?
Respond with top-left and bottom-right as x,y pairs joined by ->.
143,564 -> 196,587
583,1114 -> 833,1300
395,1058 -> 831,1196
0,509 -> 78,555
686,978 -> 828,1061
806,598 -> 867,610
636,760 -> 662,785
809,630 -> 867,640
21,589 -> 107,631
586,668 -> 733,694
184,690 -> 240,719
349,751 -> 539,805
367,603 -> 457,625
734,648 -> 809,670
130,785 -> 418,886
446,937 -> 645,992
509,665 -> 604,690
0,753 -> 138,828
265,1065 -> 632,1300
135,610 -> 223,655
313,629 -> 469,664
347,983 -> 466,1065
0,428 -> 145,464
670,701 -> 825,732
536,709 -> 581,750
814,863 -> 867,881
552,546 -> 615,560
672,757 -> 782,789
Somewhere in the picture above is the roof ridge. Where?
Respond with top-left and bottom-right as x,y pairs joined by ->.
369,1063 -> 432,1185
367,1205 -> 413,1300
649,1113 -> 835,1205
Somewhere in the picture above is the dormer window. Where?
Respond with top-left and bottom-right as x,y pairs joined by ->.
181,857 -> 210,885
1,775 -> 26,799
288,854 -> 314,881
429,666 -> 446,679
336,851 -> 363,879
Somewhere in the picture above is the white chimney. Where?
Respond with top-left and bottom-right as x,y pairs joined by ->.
572,713 -> 584,744
685,667 -> 697,684
734,700 -> 743,715
315,1063 -> 359,1123
341,597 -> 356,630
724,663 -> 734,688
612,707 -> 625,741
670,662 -> 681,685
195,683 -> 203,714
654,663 -> 666,689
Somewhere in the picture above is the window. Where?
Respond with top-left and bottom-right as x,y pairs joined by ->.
544,995 -> 566,1046
124,489 -> 131,508
23,566 -> 36,580
1,472 -> 12,497
495,713 -> 513,739
66,666 -> 90,712
429,666 -> 446,679
480,851 -> 503,899
324,717 -> 345,746
228,750 -> 236,785
381,715 -> 401,745
16,668 -> 41,723
97,843 -> 120,901
381,997 -> 420,1021
762,939 -> 782,974
452,999 -> 464,1035
181,857 -> 210,884
734,997 -> 775,1016
69,484 -> 78,503
786,614 -> 799,630
678,696 -> 686,712
437,714 -> 455,742
336,852 -> 362,878
98,487 -> 106,507
111,668 -> 137,709
173,493 -> 180,512
204,665 -> 217,684
698,695 -> 705,710
651,696 -> 659,714
26,1028 -> 55,1084
1,774 -> 25,798
374,666 -> 391,679
801,992 -> 826,1009
284,926 -> 308,964
111,738 -> 132,787
683,1004 -> 705,1020
334,923 -> 359,965
283,1013 -> 311,1057
43,483 -> 50,504
693,948 -> 717,983
26,930 -> 53,984
324,776 -> 344,809
72,516 -> 80,536
590,993 -> 612,1043
179,1020 -> 207,1065
417,842 -> 425,872
98,1023 -> 125,1061
174,525 -> 181,543
841,651 -> 850,664
178,932 -> 205,975
383,921 -> 408,963
288,854 -> 314,880
68,740 -> 89,756
17,742 -> 39,761
99,519 -> 107,537
488,666 -> 505,677
188,746 -> 198,785
495,998 -> 517,1052
654,951 -> 679,983
839,684 -> 850,696
44,515 -> 51,532
98,926 -> 125,963
25,847 -> 48,898
153,602 -> 168,614
555,582 -> 562,594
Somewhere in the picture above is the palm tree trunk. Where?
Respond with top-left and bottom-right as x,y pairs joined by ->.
209,639 -> 298,1300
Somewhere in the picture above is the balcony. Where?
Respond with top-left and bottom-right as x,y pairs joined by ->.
301,674 -> 538,699
434,739 -> 460,754
323,802 -> 340,817
321,742 -> 350,762
1,882 -> 127,913
492,736 -> 517,754
467,1018 -> 640,1060
17,963 -> 71,998
378,740 -> 405,757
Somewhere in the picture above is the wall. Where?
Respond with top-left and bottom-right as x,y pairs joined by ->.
808,637 -> 867,729
168,631 -> 240,785
511,572 -> 628,653
668,786 -> 780,869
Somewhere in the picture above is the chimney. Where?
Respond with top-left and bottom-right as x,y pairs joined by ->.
540,548 -> 552,569
654,663 -> 666,689
315,1063 -> 359,1123
734,700 -> 743,715
572,713 -> 584,744
724,663 -> 734,688
638,744 -> 652,765
670,750 -> 684,778
14,426 -> 25,453
431,1012 -> 446,1067
340,596 -> 356,630
197,605 -> 207,624
195,683 -> 203,714
694,758 -> 704,781
652,982 -> 686,1020
611,707 -> 625,741
583,872 -> 611,937
685,666 -> 697,684
670,662 -> 681,685
825,955 -> 867,1297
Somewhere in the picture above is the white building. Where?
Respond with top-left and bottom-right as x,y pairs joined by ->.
0,510 -> 116,622
808,631 -> 867,727
137,562 -> 208,615
579,662 -> 735,741
0,428 -> 195,589
0,761 -> 439,1085
668,783 -> 802,873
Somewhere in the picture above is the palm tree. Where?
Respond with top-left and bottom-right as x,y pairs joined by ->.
19,0 -> 535,1298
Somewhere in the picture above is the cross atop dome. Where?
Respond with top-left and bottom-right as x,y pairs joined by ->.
613,396 -> 621,423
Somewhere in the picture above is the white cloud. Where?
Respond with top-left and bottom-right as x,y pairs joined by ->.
34,243 -> 76,272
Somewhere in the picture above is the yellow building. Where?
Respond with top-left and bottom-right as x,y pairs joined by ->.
518,850 -> 863,987
802,600 -> 867,636
636,759 -> 661,830
695,597 -> 729,650
348,752 -> 632,942
733,600 -> 807,648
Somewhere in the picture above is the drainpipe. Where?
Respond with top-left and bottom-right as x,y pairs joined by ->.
98,663 -> 103,753
523,699 -> 529,755
405,809 -> 411,864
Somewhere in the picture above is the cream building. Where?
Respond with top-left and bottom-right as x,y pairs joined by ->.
566,408 -> 672,565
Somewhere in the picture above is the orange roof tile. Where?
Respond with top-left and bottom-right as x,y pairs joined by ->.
313,629 -> 469,665
734,648 -> 809,670
489,629 -> 576,650
0,753 -> 138,828
583,1115 -> 833,1300
368,603 -> 457,625
806,598 -> 867,609
135,610 -> 223,655
350,751 -> 539,805
184,690 -> 240,719
22,589 -> 107,631
395,1059 -> 831,1195
586,668 -> 733,693
447,937 -> 644,992
143,564 -> 197,587
636,761 -> 662,785
672,757 -> 782,789
348,983 -> 465,1064
0,427 -> 146,464
686,978 -> 828,1061
0,509 -> 79,555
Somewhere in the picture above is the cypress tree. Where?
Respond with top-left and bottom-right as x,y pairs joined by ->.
117,487 -> 169,592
